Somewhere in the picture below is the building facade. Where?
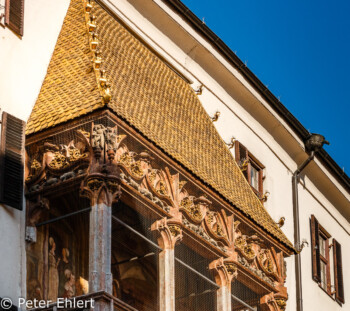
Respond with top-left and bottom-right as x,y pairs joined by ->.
0,1 -> 349,311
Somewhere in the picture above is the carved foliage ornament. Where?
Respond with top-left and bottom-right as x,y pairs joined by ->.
258,249 -> 275,275
206,211 -> 227,240
275,298 -> 287,311
168,224 -> 182,238
26,122 -> 288,301
233,224 -> 282,287
209,258 -> 237,287
179,196 -> 203,223
224,262 -> 237,276
80,176 -> 121,206
115,144 -> 234,250
151,218 -> 182,250
235,235 -> 256,260
26,137 -> 90,189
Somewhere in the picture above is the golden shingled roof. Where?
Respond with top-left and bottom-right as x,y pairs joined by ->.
26,0 -> 293,249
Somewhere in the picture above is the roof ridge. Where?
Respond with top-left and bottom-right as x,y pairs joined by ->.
83,0 -> 112,105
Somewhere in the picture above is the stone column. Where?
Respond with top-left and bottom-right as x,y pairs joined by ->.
81,176 -> 121,311
209,258 -> 237,311
151,218 -> 182,311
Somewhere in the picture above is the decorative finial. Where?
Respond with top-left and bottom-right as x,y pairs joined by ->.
195,84 -> 204,95
211,111 -> 220,122
102,82 -> 112,104
225,137 -> 236,149
90,32 -> 99,51
276,216 -> 285,228
92,49 -> 102,69
99,69 -> 107,87
83,4 -> 112,105
297,239 -> 309,253
88,15 -> 97,32
261,191 -> 270,203
84,0 -> 94,13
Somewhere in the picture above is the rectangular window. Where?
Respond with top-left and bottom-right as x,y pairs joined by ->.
234,141 -> 264,199
319,235 -> 326,257
310,215 -> 344,303
318,229 -> 330,294
249,162 -> 260,192
320,261 -> 327,291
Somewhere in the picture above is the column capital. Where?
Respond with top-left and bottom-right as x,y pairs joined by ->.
260,292 -> 286,311
151,217 -> 183,249
80,175 -> 121,206
209,257 -> 238,288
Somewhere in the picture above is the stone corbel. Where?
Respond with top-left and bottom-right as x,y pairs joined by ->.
80,176 -> 122,206
151,217 -> 182,250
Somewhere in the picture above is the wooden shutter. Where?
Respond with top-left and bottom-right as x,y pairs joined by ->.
0,112 -> 26,210
333,239 -> 344,304
5,0 -> 25,36
310,215 -> 321,282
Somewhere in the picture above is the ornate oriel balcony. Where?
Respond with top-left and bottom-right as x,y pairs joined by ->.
25,113 -> 292,311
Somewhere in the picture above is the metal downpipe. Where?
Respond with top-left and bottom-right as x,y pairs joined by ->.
293,151 -> 315,311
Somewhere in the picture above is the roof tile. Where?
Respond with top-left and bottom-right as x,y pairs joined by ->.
26,0 -> 293,250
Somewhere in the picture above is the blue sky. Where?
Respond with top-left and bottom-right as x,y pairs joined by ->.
182,0 -> 349,174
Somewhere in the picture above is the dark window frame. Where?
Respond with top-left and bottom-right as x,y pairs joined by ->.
247,153 -> 264,197
310,215 -> 345,304
234,141 -> 265,199
318,225 -> 332,296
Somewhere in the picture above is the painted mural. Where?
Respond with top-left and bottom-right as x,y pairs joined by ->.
26,219 -> 89,302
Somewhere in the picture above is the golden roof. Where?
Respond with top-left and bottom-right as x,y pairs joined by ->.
26,0 -> 293,249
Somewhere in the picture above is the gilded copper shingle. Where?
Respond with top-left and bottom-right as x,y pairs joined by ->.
26,0 -> 103,135
26,0 -> 293,249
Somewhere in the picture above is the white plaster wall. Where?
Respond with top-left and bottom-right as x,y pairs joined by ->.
0,0 -> 69,303
298,182 -> 350,311
0,0 -> 70,122
102,1 -> 350,311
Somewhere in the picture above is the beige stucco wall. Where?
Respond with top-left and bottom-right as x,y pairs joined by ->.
0,0 -> 70,303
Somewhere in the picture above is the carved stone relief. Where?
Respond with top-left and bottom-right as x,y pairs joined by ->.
25,122 -> 288,309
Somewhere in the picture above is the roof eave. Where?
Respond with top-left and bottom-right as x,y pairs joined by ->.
162,0 -> 350,192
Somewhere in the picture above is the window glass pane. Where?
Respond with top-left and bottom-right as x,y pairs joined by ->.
320,261 -> 327,291
250,165 -> 259,190
175,243 -> 217,311
319,235 -> 326,257
112,202 -> 159,310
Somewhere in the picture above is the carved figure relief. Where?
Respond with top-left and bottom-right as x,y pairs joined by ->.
48,237 -> 60,302
26,218 -> 88,303
91,124 -> 106,150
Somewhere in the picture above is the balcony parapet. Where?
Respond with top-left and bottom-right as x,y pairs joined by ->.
28,291 -> 138,311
